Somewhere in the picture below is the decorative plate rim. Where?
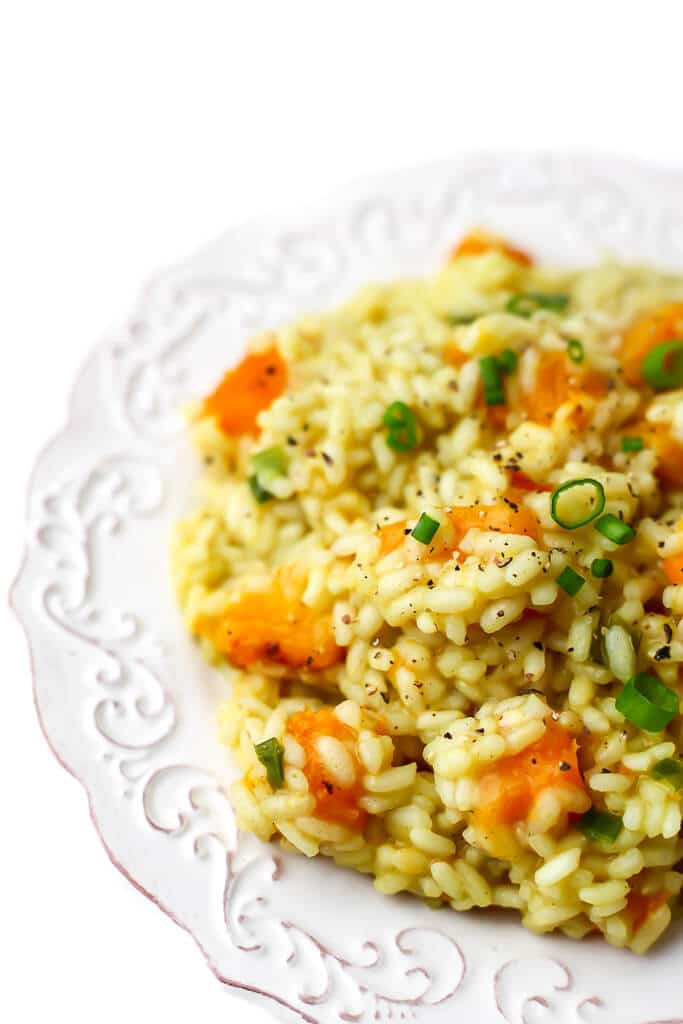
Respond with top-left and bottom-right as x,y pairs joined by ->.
11,151 -> 683,1024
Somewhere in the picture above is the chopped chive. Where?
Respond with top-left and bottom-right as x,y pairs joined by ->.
578,807 -> 623,844
252,445 -> 288,481
615,673 -> 679,732
506,292 -> 569,318
248,446 -> 288,503
557,566 -> 586,596
594,513 -> 636,545
383,401 -> 419,452
641,340 -> 683,391
254,737 -> 285,789
567,338 -> 584,364
651,758 -> 683,790
446,312 -> 479,325
591,558 -> 613,578
550,478 -> 606,530
479,356 -> 505,406
621,436 -> 644,453
411,512 -> 440,545
497,349 -> 518,374
248,474 -> 273,503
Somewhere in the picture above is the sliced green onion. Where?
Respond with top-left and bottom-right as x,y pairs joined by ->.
411,513 -> 440,545
479,356 -> 505,406
248,446 -> 288,503
615,673 -> 679,732
641,340 -> 683,391
497,349 -> 518,374
603,624 -> 636,682
594,513 -> 636,545
446,312 -> 479,325
383,401 -> 419,452
254,737 -> 285,789
557,566 -> 586,596
578,808 -> 623,844
506,292 -> 569,318
651,757 -> 683,790
550,478 -> 606,530
567,338 -> 584,364
252,445 -> 288,483
591,558 -> 613,578
248,474 -> 273,503
621,436 -> 644,453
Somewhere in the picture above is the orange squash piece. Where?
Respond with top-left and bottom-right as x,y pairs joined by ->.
631,420 -> 683,488
376,500 -> 543,563
522,351 -> 608,426
203,345 -> 287,436
444,344 -> 469,369
287,708 -> 367,828
377,519 -> 411,557
663,552 -> 683,585
450,230 -> 533,268
508,470 -> 554,494
447,500 -> 543,548
627,890 -> 669,934
196,575 -> 343,670
471,720 -> 586,835
620,303 -> 683,386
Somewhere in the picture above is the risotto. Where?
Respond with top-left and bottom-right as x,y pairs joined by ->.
172,229 -> 683,953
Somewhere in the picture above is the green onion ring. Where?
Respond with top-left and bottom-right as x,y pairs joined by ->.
594,513 -> 636,545
479,356 -> 505,406
557,566 -> 585,596
567,338 -> 584,364
641,339 -> 683,391
506,292 -> 569,318
578,807 -> 623,843
615,673 -> 679,732
651,757 -> 683,790
550,478 -> 606,530
411,512 -> 440,545
383,401 -> 419,452
254,737 -> 285,788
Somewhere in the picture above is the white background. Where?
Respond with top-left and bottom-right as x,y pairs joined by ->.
2,3 -> 683,1021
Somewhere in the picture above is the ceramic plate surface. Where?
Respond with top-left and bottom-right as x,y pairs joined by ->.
13,154 -> 683,1024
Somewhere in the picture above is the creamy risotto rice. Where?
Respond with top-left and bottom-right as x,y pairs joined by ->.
172,230 -> 683,953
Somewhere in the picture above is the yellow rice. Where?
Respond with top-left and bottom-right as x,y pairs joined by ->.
172,237 -> 683,953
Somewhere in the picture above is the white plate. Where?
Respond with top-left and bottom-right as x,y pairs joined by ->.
12,154 -> 683,1024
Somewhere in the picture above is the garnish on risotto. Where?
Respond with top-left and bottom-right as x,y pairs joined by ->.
172,232 -> 683,953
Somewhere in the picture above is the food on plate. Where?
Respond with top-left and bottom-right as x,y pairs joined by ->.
172,231 -> 683,952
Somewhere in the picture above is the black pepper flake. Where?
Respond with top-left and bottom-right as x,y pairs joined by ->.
444,731 -> 453,739
654,645 -> 671,662
381,692 -> 390,704
321,451 -> 333,465
322,781 -> 334,794
533,641 -> 544,650
286,436 -> 298,446
559,761 -> 571,772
